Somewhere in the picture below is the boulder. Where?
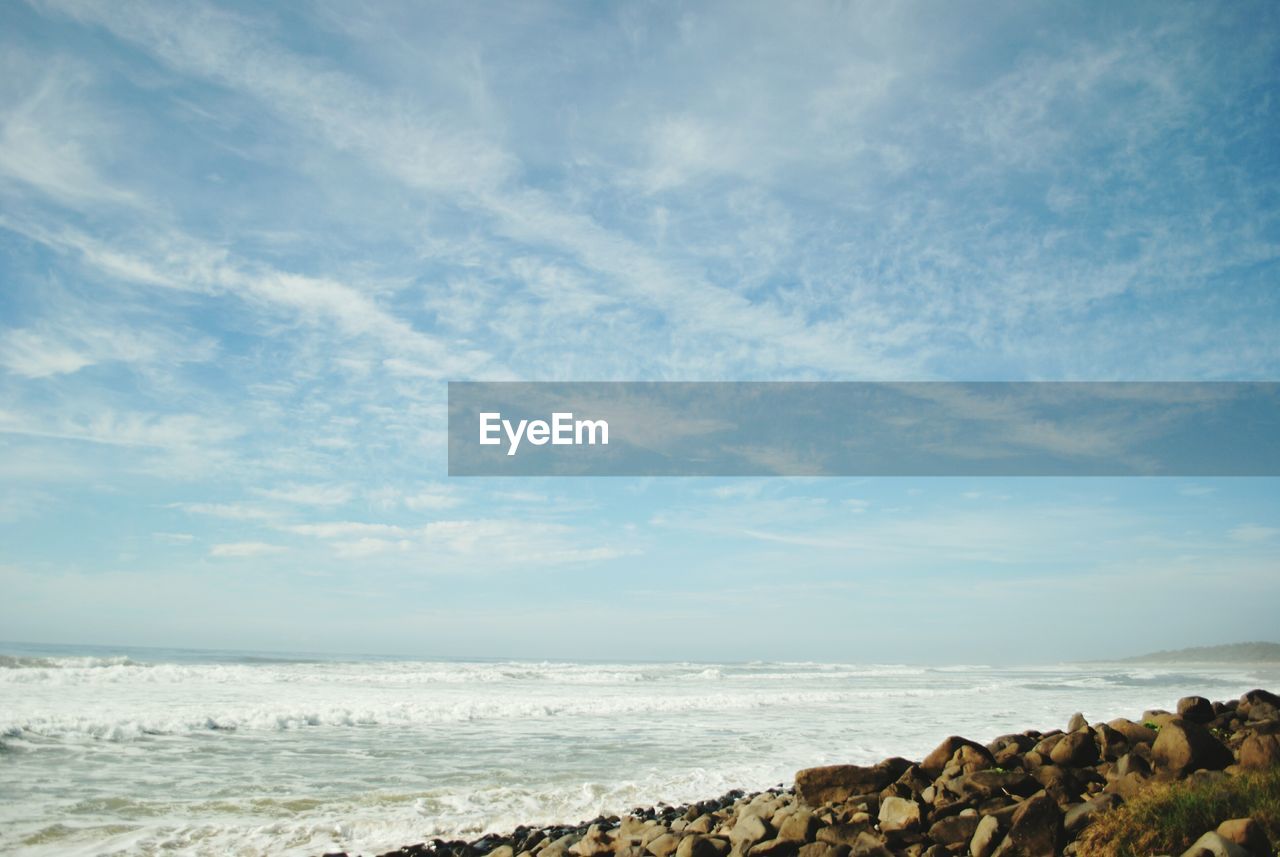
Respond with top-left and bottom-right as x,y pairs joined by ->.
848,832 -> 893,857
990,792 -> 1061,857
969,815 -> 1001,857
877,796 -> 921,833
816,824 -> 871,848
1178,696 -> 1215,724
927,814 -> 979,847
950,770 -> 1037,803
1179,831 -> 1251,857
796,845 -> 840,857
646,835 -> 681,857
678,837 -> 729,857
795,761 -> 906,805
1215,818 -> 1271,856
729,816 -> 771,852
1062,795 -> 1121,836
923,738 -> 995,778
1106,719 -> 1158,745
1049,731 -> 1099,767
1152,718 -> 1233,776
774,811 -> 816,844
1239,734 -> 1280,770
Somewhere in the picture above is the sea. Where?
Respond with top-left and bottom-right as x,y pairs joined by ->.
2,641 -> 1276,857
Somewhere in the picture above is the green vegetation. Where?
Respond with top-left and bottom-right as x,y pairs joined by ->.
1078,769 -> 1280,857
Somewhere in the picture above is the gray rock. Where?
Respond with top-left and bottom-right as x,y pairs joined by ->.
1179,831 -> 1251,857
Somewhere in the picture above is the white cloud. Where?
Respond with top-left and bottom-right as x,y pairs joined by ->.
254,484 -> 352,507
209,541 -> 285,558
1229,524 -> 1278,543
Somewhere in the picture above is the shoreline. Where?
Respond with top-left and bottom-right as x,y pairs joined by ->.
339,689 -> 1280,857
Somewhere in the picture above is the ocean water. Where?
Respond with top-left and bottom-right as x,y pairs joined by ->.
2,643 -> 1276,857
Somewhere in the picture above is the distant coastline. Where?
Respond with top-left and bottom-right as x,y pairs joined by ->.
1108,642 -> 1280,664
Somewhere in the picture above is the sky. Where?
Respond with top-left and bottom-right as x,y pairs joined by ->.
0,0 -> 1277,662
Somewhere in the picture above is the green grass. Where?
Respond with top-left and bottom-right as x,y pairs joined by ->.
1078,768 -> 1280,857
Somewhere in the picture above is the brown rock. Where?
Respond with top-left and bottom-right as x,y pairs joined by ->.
679,837 -> 729,857
927,814 -> 979,846
1152,718 -> 1233,776
816,823 -> 870,848
1178,696 -> 1215,724
1050,731 -> 1099,767
1239,734 -> 1280,770
1215,818 -> 1271,856
796,845 -> 840,857
848,832 -> 893,857
795,762 -> 904,806
989,792 -> 1061,857
969,815 -> 1001,857
877,796 -> 921,833
922,737 -> 996,778
647,834 -> 681,857
730,816 -> 771,852
1106,718 -> 1158,746
775,811 -> 816,844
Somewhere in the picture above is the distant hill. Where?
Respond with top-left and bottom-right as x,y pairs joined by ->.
1118,642 -> 1280,663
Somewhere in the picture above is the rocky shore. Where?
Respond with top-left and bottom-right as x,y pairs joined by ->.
326,690 -> 1280,857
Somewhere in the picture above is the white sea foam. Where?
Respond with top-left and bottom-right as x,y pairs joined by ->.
1,649 -> 1275,857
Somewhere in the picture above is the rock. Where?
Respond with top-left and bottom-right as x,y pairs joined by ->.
1215,818 -> 1271,856
990,792 -> 1061,857
1062,795 -> 1120,835
1067,713 -> 1087,732
950,770 -> 1037,803
571,827 -> 615,857
1094,723 -> 1128,761
774,811 -> 816,844
816,824 -> 870,848
796,845 -> 840,857
746,839 -> 796,857
1104,771 -> 1150,801
678,837 -> 729,857
543,835 -> 583,857
687,816 -> 716,835
969,815 -> 1001,857
877,796 -> 921,833
1152,718 -> 1234,776
1180,831 -> 1251,857
848,832 -> 893,857
647,834 -> 681,857
1050,732 -> 1100,767
1113,753 -> 1151,778
1239,734 -> 1280,770
923,737 -> 996,778
1106,718 -> 1158,745
490,848 -> 516,857
1178,696 -> 1215,724
795,762 -> 903,805
927,815 -> 979,847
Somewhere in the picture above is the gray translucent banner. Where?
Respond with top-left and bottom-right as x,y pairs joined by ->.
447,382 -> 1280,476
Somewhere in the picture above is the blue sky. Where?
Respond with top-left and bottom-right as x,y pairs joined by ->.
0,0 -> 1277,661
